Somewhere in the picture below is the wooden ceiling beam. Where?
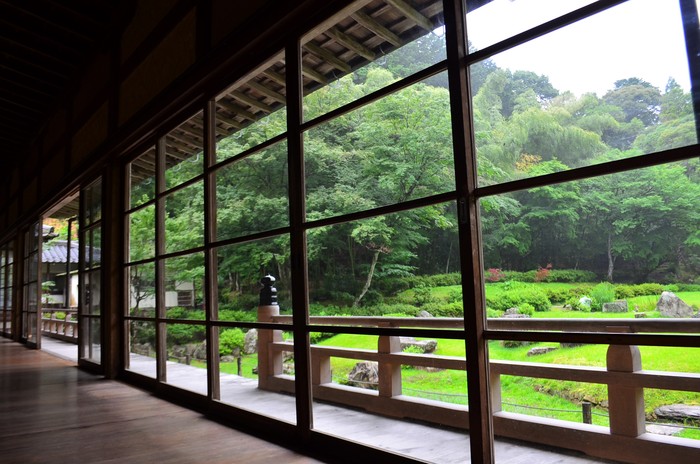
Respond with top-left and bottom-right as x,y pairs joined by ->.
1,2 -> 93,42
230,90 -> 275,113
352,11 -> 402,47
385,0 -> 435,32
325,26 -> 376,61
302,65 -> 329,85
215,113 -> 244,130
261,70 -> 286,87
247,81 -> 286,104
217,99 -> 258,122
304,42 -> 352,73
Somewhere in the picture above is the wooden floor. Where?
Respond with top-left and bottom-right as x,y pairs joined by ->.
24,337 -> 616,463
0,338 -> 323,464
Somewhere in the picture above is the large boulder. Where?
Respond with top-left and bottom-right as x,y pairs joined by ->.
400,336 -> 437,353
527,346 -> 557,357
347,361 -> 378,389
579,296 -> 592,308
656,292 -> 693,318
603,300 -> 628,313
243,328 -> 258,354
655,404 -> 700,421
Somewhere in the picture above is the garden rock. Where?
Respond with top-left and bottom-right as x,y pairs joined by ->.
505,307 -> 520,315
656,292 -> 693,318
646,424 -> 682,436
243,328 -> 258,354
221,355 -> 236,362
347,361 -> 379,389
655,404 -> 700,421
579,297 -> 592,308
527,346 -> 557,356
634,312 -> 647,318
417,310 -> 433,318
603,300 -> 628,313
501,313 -> 530,318
400,336 -> 437,353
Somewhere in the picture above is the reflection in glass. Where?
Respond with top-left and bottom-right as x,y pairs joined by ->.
216,235 -> 292,323
165,182 -> 204,254
472,0 -> 696,185
215,141 -> 289,242
306,73 -> 453,220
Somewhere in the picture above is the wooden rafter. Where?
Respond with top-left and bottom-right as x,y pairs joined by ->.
247,81 -> 286,104
217,99 -> 259,122
229,90 -> 275,113
385,0 -> 434,32
304,42 -> 353,73
351,11 -> 402,47
325,26 -> 376,61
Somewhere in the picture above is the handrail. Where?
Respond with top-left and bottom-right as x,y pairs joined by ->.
40,308 -> 78,343
271,314 -> 700,333
258,310 -> 700,463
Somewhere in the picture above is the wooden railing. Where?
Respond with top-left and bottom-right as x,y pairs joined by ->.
41,308 -> 78,343
256,307 -> 700,463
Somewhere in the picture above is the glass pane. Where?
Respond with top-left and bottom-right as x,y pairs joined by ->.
307,202 -> 461,324
215,141 -> 289,242
305,72 -> 453,220
82,316 -> 102,364
89,270 -> 101,315
128,205 -> 155,262
165,111 -> 204,189
129,148 -> 156,209
216,235 -> 292,323
311,331 -> 469,461
164,252 -> 205,319
27,312 -> 37,342
85,179 -> 102,224
90,227 -> 102,269
128,263 -> 156,317
216,53 -> 287,163
472,0 -> 696,186
164,181 -> 204,254
218,325 -> 297,424
466,0 -> 597,51
302,0 -> 447,121
127,320 -> 157,378
481,160 -> 700,331
165,323 -> 208,395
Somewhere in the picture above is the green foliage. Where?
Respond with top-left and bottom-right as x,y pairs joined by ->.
486,283 -> 551,312
518,303 -> 535,316
614,283 -> 665,299
219,328 -> 245,356
590,282 -> 616,311
501,269 -> 596,283
565,297 -> 590,313
167,324 -> 205,346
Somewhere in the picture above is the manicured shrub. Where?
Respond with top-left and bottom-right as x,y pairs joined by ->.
219,328 -> 244,356
485,284 -> 551,312
518,303 -> 535,316
544,288 -> 570,304
413,287 -> 436,307
591,282 -> 616,311
486,308 -> 502,318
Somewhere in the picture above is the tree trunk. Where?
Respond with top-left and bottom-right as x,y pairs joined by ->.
353,250 -> 380,307
606,232 -> 615,282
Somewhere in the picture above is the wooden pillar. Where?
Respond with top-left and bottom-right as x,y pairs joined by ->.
607,343 -> 645,437
378,334 -> 401,397
490,369 -> 502,414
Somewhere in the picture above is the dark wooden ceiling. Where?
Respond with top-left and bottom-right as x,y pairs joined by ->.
0,0 -> 493,177
0,0 -> 126,158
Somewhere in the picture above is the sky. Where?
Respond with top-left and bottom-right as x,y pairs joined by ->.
466,0 -> 692,96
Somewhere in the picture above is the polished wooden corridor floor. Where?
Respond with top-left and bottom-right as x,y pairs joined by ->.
0,338 -> 323,464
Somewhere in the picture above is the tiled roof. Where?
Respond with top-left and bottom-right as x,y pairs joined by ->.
42,240 -> 100,264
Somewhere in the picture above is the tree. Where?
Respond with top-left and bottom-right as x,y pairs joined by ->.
602,77 -> 661,126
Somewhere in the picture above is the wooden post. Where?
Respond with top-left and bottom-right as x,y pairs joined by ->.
582,401 -> 592,424
377,333 -> 401,398
257,275 -> 282,390
607,341 -> 645,437
490,370 -> 502,414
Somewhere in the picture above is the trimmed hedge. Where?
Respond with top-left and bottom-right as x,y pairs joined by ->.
501,269 -> 597,283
